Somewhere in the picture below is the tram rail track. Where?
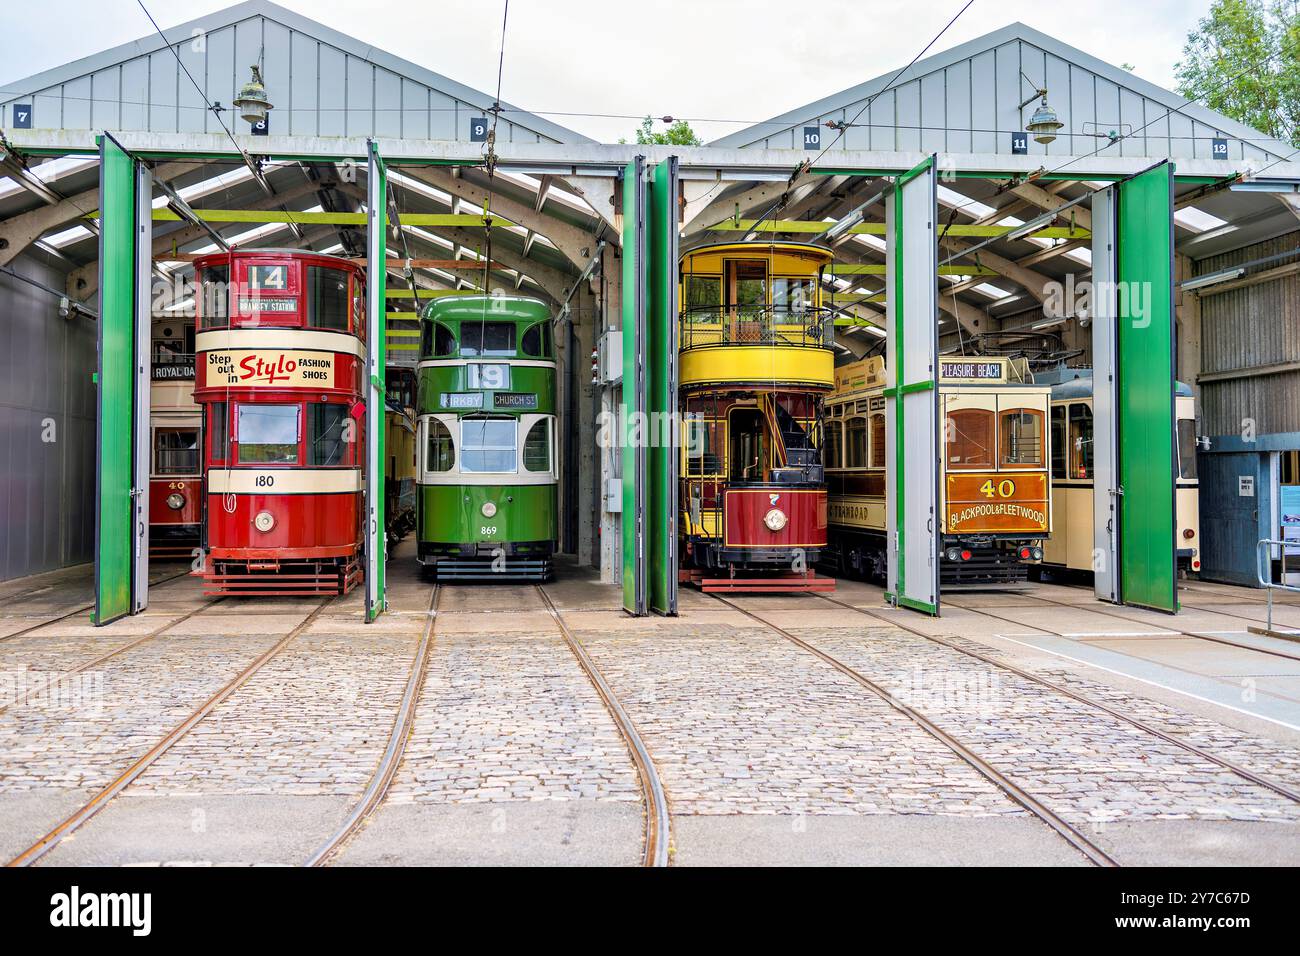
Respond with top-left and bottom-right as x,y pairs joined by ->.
305,587 -> 441,867
0,569 -> 195,644
1001,586 -> 1300,662
5,597 -> 334,867
535,585 -> 671,868
705,591 -> 1119,867
809,591 -> 1300,807
0,598 -> 225,719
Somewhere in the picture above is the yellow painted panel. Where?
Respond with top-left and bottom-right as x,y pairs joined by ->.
680,345 -> 834,388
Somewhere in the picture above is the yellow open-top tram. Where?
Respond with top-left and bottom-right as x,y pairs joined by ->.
677,241 -> 836,592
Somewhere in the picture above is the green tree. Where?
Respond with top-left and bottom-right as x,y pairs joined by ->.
1175,0 -> 1300,147
619,115 -> 703,146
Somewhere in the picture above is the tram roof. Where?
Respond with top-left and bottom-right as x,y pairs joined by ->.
681,241 -> 834,263
420,294 -> 551,324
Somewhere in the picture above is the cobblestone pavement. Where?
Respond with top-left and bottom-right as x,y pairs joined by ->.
130,626 -> 423,796
786,622 -> 1300,824
943,634 -> 1300,790
573,612 -> 1020,817
0,630 -> 290,796
383,609 -> 641,805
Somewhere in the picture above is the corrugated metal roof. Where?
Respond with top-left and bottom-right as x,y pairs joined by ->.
709,22 -> 1295,168
0,0 -> 593,146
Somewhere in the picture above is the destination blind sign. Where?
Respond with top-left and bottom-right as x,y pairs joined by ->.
237,296 -> 299,314
494,392 -> 538,409
442,392 -> 484,409
940,360 -> 1004,383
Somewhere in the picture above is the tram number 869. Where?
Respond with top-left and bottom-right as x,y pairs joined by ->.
480,526 -> 498,537
979,478 -> 1016,499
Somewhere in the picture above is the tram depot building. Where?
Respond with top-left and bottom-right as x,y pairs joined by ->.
2,0 -> 1300,874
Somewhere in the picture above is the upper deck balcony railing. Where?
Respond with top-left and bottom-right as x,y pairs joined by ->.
679,306 -> 834,351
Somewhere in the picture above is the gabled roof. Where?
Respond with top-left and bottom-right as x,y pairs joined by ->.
709,22 -> 1294,167
0,0 -> 592,145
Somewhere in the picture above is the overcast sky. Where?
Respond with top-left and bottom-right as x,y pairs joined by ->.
2,0 -> 1215,143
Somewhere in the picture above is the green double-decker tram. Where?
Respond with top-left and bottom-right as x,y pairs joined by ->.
416,295 -> 558,581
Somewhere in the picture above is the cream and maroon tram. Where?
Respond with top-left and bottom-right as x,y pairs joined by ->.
149,315 -> 202,558
825,355 -> 1052,587
677,241 -> 835,592
193,249 -> 366,596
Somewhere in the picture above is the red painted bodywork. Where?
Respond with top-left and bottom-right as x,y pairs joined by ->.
150,477 -> 202,528
193,250 -> 367,591
205,491 -> 361,560
723,488 -> 828,549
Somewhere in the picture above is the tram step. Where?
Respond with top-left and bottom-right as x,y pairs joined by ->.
691,571 -> 837,594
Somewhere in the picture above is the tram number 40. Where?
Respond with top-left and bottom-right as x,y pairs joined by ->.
979,479 -> 1016,499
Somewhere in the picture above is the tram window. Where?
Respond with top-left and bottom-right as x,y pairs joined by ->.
1069,404 -> 1093,479
772,278 -> 816,313
460,322 -> 516,357
209,403 -> 229,464
946,409 -> 994,469
727,261 -> 766,311
426,419 -> 455,472
845,417 -> 867,469
199,265 -> 229,329
1177,418 -> 1198,480
521,322 -> 553,358
523,419 -> 552,472
1050,406 -> 1067,479
461,418 -> 517,473
685,418 -> 723,476
237,404 -> 300,465
1000,409 -> 1044,466
307,267 -> 350,331
684,276 -> 721,312
421,322 -> 457,358
869,413 -> 886,468
155,428 -> 199,476
307,403 -> 350,466
729,408 -> 766,481
823,420 -> 843,469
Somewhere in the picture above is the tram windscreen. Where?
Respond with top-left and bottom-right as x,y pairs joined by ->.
1177,418 -> 1198,480
308,404 -> 350,466
154,428 -> 199,475
460,323 -> 516,357
237,405 -> 300,464
1000,409 -> 1044,466
461,418 -> 516,472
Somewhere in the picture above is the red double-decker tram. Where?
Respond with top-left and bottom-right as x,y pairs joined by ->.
193,249 -> 366,596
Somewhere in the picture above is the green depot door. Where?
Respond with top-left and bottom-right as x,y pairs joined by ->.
1117,162 -> 1177,613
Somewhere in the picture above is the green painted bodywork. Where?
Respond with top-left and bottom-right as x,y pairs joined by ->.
419,483 -> 556,546
647,158 -> 678,615
1117,163 -> 1178,613
621,159 -> 648,615
414,295 -> 558,553
367,142 -> 387,622
94,135 -> 136,626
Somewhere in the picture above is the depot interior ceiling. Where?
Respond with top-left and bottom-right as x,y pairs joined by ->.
0,152 -> 611,362
2,149 -> 1299,365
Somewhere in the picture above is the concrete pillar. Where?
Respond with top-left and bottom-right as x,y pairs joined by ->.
574,281 -> 600,569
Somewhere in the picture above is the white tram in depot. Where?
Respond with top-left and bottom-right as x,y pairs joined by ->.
824,355 -> 1053,587
1036,367 -> 1202,577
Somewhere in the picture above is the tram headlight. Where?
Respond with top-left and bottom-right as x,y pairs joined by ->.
481,501 -> 498,518
166,492 -> 185,511
945,547 -> 960,562
1182,528 -> 1195,540
253,511 -> 276,533
763,508 -> 787,532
